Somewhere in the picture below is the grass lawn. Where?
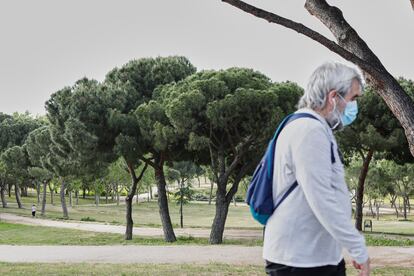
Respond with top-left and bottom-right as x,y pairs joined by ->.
2,193 -> 260,229
0,262 -> 413,276
0,222 -> 261,246
2,193 -> 413,235
1,222 -> 413,247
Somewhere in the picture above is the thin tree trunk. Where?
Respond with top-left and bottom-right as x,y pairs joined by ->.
150,185 -> 153,199
111,185 -> 115,202
154,160 -> 176,242
125,162 -> 148,240
69,191 -> 72,207
75,190 -> 79,205
8,183 -> 11,197
369,199 -> 375,218
15,183 -> 23,209
208,181 -> 214,205
180,179 -> 184,228
41,181 -> 47,215
375,201 -> 380,221
83,187 -> 86,199
51,189 -> 54,205
60,179 -> 68,219
403,196 -> 408,220
95,191 -> 99,207
1,182 -> 7,208
355,149 -> 374,231
21,186 -> 28,197
36,182 -> 41,204
116,184 -> 120,206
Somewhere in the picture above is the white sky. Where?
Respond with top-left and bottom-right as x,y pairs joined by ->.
0,0 -> 413,115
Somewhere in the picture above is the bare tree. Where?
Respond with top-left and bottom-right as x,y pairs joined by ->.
222,0 -> 414,157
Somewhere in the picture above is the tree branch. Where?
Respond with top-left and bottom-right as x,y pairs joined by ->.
225,163 -> 249,202
221,0 -> 384,79
304,0 -> 385,71
140,156 -> 157,168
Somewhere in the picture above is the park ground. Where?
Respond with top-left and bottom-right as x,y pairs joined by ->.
1,192 -> 414,275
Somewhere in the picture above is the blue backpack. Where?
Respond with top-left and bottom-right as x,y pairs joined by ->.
246,113 -> 334,225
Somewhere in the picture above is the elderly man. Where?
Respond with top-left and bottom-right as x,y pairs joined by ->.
263,62 -> 370,276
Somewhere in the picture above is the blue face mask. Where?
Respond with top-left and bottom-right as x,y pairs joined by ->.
338,95 -> 358,126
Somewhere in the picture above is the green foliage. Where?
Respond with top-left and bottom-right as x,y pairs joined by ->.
25,126 -> 54,181
161,68 -> 303,194
0,146 -> 30,182
173,185 -> 195,205
0,112 -> 44,153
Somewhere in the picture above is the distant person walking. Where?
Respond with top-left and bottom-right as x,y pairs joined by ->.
31,204 -> 36,217
263,62 -> 370,276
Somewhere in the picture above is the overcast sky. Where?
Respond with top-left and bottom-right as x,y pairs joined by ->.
0,0 -> 413,115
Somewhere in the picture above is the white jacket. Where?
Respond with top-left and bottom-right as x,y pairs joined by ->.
263,108 -> 368,267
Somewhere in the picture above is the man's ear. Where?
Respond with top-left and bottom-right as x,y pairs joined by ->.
327,90 -> 337,106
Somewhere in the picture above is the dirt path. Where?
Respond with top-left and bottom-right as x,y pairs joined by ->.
0,213 -> 262,239
0,245 -> 413,268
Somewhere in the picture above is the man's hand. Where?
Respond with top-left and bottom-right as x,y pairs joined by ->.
352,258 -> 370,276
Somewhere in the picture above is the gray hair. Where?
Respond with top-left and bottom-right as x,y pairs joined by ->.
298,62 -> 365,110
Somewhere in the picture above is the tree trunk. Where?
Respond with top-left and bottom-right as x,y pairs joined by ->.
1,182 -> 7,208
210,190 -> 231,244
368,199 -> 375,218
41,181 -> 47,216
15,183 -> 23,209
95,192 -> 99,207
8,183 -> 11,197
116,185 -> 120,206
75,190 -> 79,205
60,179 -> 68,219
180,179 -> 184,228
51,189 -> 54,205
208,181 -> 214,205
375,201 -> 380,221
70,191 -> 73,207
150,185 -> 153,200
197,176 -> 201,188
154,162 -> 176,242
111,186 -> 115,202
36,182 -> 41,204
125,193 -> 134,240
82,187 -> 86,199
125,162 -> 148,240
355,149 -> 374,231
125,174 -> 137,240
21,186 -> 28,197
403,196 -> 408,220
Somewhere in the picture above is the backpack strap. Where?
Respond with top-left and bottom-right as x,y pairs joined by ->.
272,112 -> 336,212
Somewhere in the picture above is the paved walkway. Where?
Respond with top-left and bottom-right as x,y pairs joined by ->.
0,213 -> 262,239
0,245 -> 413,267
